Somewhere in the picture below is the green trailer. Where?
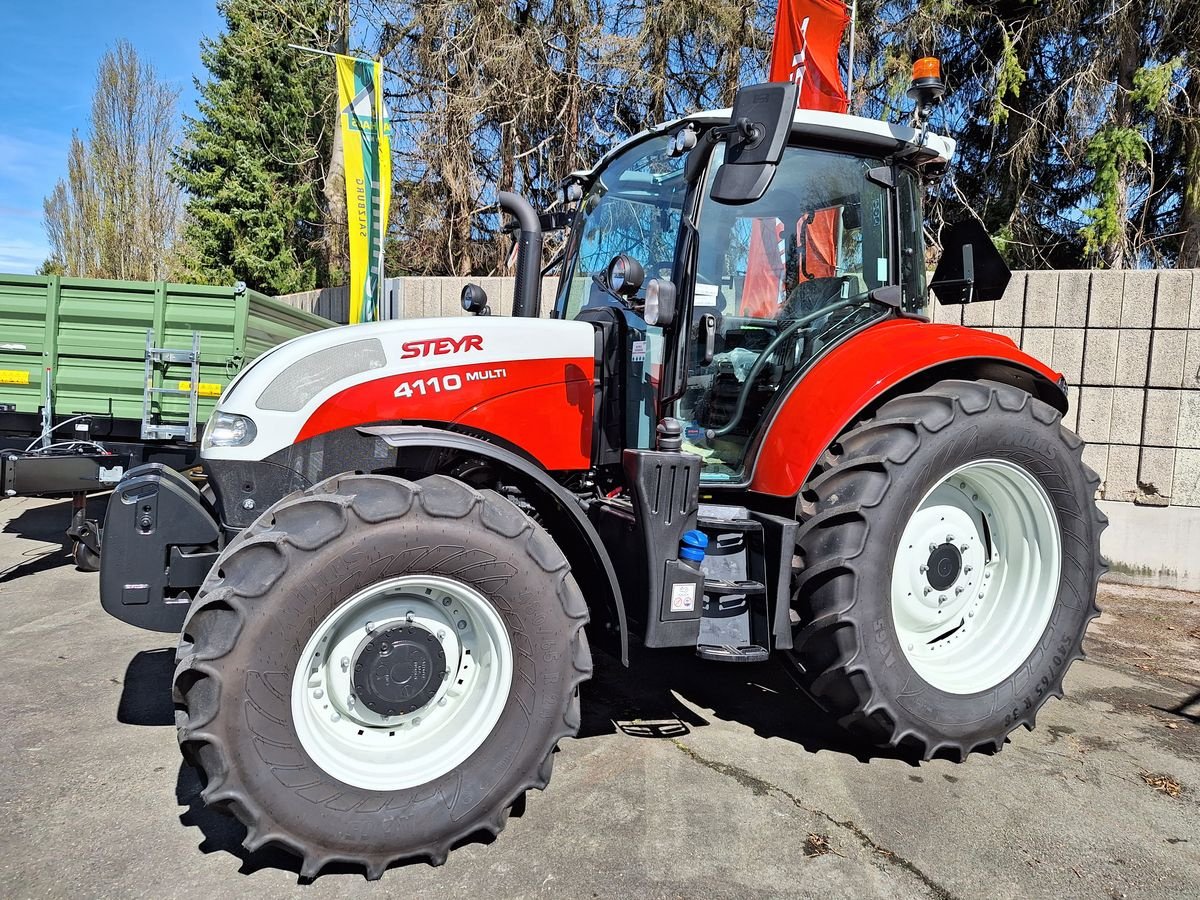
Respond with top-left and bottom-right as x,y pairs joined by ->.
0,273 -> 333,566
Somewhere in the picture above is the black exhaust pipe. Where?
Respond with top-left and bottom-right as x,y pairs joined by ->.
498,191 -> 542,318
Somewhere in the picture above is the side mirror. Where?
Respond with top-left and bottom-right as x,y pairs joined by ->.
710,81 -> 798,204
930,220 -> 1011,304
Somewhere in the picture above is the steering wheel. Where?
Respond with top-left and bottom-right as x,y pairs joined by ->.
707,293 -> 871,438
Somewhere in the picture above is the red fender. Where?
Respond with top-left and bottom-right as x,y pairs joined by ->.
748,318 -> 1064,497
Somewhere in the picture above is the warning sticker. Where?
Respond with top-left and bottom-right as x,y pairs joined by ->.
631,340 -> 647,363
178,381 -> 223,398
670,582 -> 696,613
0,369 -> 30,385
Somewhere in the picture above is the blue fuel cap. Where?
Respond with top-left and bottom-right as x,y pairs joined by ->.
680,529 -> 708,562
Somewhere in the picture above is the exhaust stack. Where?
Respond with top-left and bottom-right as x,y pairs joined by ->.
498,191 -> 542,318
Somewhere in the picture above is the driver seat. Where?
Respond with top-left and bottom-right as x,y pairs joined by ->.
782,276 -> 844,320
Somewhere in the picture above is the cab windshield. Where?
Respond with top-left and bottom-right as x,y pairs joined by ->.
557,134 -> 685,317
556,133 -> 685,448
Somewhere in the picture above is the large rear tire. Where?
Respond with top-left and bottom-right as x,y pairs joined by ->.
173,473 -> 591,879
789,379 -> 1106,760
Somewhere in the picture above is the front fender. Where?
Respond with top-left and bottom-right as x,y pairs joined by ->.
748,319 -> 1065,497
362,426 -> 629,664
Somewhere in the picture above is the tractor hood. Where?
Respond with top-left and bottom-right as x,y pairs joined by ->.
202,316 -> 597,469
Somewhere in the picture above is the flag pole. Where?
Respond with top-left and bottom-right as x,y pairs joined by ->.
374,57 -> 385,320
846,0 -> 857,109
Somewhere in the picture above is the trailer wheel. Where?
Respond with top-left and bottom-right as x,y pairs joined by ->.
173,473 -> 591,879
71,537 -> 100,572
789,379 -> 1106,760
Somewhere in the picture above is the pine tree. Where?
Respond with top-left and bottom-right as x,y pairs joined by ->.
174,0 -> 340,294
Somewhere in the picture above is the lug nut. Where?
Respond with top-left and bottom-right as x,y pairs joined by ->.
340,656 -> 349,672
441,597 -> 452,607
242,498 -> 255,510
964,565 -> 973,574
960,543 -> 969,552
365,621 -> 374,632
920,564 -> 928,574
946,534 -> 955,542
312,688 -> 323,699
457,620 -> 467,630
437,630 -> 445,640
330,712 -> 341,722
938,594 -> 947,603
929,543 -> 938,552
955,586 -> 964,595
406,611 -> 415,623
924,586 -> 932,595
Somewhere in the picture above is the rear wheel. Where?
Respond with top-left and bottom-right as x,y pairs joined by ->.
173,473 -> 591,879
789,379 -> 1106,759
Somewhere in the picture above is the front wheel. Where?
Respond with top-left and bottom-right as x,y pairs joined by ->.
173,474 -> 591,879
789,379 -> 1106,760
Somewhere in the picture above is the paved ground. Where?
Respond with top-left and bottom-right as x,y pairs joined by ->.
1,495 -> 1198,899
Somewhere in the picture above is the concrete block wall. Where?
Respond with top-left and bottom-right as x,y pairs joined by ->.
932,269 -> 1200,508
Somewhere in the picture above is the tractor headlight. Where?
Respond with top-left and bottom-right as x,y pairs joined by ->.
202,411 -> 258,449
643,278 -> 677,327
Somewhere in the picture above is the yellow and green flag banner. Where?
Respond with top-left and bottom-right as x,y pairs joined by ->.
336,55 -> 392,323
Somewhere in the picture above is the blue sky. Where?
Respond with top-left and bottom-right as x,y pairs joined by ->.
0,1 -> 224,273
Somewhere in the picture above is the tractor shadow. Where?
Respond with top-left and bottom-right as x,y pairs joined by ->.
0,494 -> 107,583
117,638 -> 918,881
578,646 -> 914,764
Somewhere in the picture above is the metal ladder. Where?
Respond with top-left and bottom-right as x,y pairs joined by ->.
140,329 -> 201,442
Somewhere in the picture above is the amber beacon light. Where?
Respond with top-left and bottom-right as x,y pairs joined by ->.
907,56 -> 946,110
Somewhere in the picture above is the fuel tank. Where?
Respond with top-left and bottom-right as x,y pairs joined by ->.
203,317 -> 598,471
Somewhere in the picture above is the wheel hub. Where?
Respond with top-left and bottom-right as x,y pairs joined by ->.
352,624 -> 448,717
889,459 -> 1063,695
926,542 -> 962,591
291,574 -> 514,791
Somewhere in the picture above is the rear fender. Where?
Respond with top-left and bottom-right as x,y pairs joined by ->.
748,319 -> 1066,497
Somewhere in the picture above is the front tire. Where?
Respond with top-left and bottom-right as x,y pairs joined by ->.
789,379 -> 1106,760
173,474 -> 591,879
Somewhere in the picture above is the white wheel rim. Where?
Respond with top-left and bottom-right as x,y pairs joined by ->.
290,574 -> 514,791
889,459 -> 1062,695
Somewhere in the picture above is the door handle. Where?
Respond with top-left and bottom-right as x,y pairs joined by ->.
699,314 -> 716,365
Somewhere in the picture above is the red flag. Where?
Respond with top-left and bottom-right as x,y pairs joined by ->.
769,0 -> 850,114
739,0 -> 848,316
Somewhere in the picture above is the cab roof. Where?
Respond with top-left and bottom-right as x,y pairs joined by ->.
578,107 -> 955,181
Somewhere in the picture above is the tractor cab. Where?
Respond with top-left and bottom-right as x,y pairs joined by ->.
551,82 -> 973,483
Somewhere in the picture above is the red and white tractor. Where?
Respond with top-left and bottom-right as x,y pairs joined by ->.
99,79 -> 1105,878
